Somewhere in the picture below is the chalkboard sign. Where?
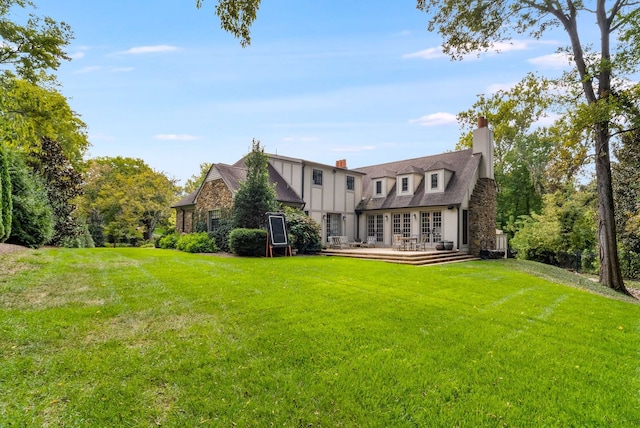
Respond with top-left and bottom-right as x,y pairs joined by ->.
267,213 -> 288,247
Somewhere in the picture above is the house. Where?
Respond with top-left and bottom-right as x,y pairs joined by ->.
172,117 -> 496,255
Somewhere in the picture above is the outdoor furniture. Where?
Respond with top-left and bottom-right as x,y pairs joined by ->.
393,234 -> 403,251
414,234 -> 428,251
329,236 -> 349,249
366,236 -> 376,247
401,235 -> 418,251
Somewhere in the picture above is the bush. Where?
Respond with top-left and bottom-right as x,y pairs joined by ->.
176,232 -> 218,253
7,152 -> 54,248
158,232 -> 180,249
61,223 -> 95,248
210,218 -> 234,253
229,228 -> 267,256
283,207 -> 322,254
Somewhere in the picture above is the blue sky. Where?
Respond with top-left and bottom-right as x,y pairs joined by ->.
35,0 -> 585,185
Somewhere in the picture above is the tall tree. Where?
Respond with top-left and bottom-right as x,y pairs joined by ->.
457,74 -> 554,230
183,162 -> 212,195
79,157 -> 179,244
0,76 -> 89,169
30,137 -> 83,246
612,128 -> 640,258
233,139 -> 278,229
0,0 -> 73,82
0,143 -> 10,241
6,148 -> 53,248
195,0 -> 259,47
416,0 -> 637,293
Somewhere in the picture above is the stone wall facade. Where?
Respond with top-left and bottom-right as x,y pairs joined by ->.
193,179 -> 235,232
468,177 -> 497,257
176,208 -> 194,234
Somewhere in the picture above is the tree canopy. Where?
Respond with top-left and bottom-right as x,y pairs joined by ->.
417,0 -> 639,294
0,0 -> 73,82
79,157 -> 179,245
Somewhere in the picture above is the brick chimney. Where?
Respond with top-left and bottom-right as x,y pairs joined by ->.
335,159 -> 347,168
472,116 -> 494,179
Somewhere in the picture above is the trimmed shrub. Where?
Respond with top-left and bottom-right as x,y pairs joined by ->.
158,232 -> 180,249
62,223 -> 95,248
176,232 -> 218,253
209,218 -> 234,253
283,207 -> 322,254
229,228 -> 267,257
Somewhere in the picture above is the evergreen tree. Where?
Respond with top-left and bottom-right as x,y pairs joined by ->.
233,139 -> 278,229
0,143 -> 11,241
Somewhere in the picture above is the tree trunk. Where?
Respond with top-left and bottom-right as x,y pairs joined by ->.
594,124 -> 630,295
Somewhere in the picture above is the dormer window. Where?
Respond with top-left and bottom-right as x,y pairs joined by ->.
375,180 -> 383,196
401,177 -> 409,192
430,173 -> 438,189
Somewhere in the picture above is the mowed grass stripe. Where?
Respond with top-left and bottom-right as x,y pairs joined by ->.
0,248 -> 638,426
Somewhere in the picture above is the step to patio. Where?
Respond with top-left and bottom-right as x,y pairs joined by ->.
320,249 -> 479,266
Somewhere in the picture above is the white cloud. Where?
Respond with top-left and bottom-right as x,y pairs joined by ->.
111,67 -> 135,73
404,39 -> 536,61
154,134 -> 201,141
70,51 -> 85,60
331,145 -> 376,152
282,136 -> 320,143
76,66 -> 100,74
528,52 -> 572,69
120,45 -> 180,55
491,40 -> 531,53
409,112 -> 458,127
402,47 -> 446,60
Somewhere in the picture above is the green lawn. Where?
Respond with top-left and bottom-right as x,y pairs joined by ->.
1,248 -> 638,426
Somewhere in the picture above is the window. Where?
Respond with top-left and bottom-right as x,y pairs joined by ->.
462,209 -> 469,245
209,209 -> 221,232
313,169 -> 323,186
346,175 -> 355,191
401,177 -> 409,192
431,173 -> 438,189
367,214 -> 384,242
375,180 -> 383,195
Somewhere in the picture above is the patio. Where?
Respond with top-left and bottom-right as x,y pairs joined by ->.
320,246 -> 479,266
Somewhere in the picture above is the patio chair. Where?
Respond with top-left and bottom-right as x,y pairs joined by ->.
329,236 -> 342,249
393,234 -> 403,251
366,236 -> 377,248
414,233 -> 428,251
339,236 -> 349,248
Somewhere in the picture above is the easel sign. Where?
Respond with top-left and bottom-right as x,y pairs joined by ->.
266,212 -> 292,257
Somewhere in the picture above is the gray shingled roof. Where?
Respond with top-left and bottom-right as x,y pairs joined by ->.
217,162 -> 304,205
353,149 -> 481,211
171,189 -> 198,208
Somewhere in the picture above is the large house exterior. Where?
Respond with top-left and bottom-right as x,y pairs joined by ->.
173,117 -> 497,256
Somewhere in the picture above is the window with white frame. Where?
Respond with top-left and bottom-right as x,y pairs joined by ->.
367,214 -> 384,242
209,209 -> 221,232
375,180 -> 383,196
313,169 -> 323,186
346,175 -> 355,191
430,173 -> 438,189
401,177 -> 409,192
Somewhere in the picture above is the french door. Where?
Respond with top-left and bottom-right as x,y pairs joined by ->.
420,211 -> 442,244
